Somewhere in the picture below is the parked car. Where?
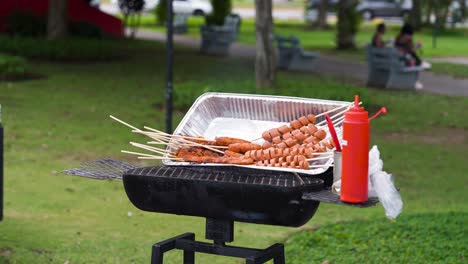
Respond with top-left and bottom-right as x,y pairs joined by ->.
305,0 -> 339,12
111,0 -> 212,15
356,0 -> 412,20
85,0 -> 100,8
304,0 -> 339,23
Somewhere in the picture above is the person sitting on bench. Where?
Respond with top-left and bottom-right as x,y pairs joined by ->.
372,23 -> 386,48
395,23 -> 422,66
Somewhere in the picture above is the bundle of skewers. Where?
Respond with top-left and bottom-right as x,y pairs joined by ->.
111,101 -> 356,171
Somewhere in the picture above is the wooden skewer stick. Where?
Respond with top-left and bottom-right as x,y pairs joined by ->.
333,116 -> 346,127
306,155 -> 333,162
133,132 -> 194,151
316,103 -> 361,126
308,164 -> 334,168
138,156 -> 183,161
143,126 -> 212,142
136,127 -> 225,155
147,141 -> 184,150
121,150 -> 159,158
147,140 -> 228,149
130,142 -> 175,157
311,152 -> 335,155
315,102 -> 354,118
135,132 -> 225,149
110,115 -> 142,131
133,131 -> 171,142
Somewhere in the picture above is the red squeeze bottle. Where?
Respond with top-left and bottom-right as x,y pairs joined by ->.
340,95 -> 369,203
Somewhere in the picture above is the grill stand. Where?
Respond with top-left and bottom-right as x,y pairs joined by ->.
151,218 -> 285,264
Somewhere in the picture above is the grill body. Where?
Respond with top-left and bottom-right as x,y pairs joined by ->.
123,166 -> 330,227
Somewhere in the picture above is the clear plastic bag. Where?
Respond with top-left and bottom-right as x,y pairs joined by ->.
368,146 -> 403,219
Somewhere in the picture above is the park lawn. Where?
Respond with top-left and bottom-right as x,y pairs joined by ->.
0,38 -> 467,263
430,62 -> 468,79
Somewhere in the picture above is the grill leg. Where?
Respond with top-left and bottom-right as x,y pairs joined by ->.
246,243 -> 285,264
151,233 -> 195,264
273,248 -> 285,264
183,234 -> 195,264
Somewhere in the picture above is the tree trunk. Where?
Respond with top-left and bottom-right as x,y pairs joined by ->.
255,0 -> 275,89
47,0 -> 68,40
336,0 -> 358,49
423,0 -> 433,25
410,0 -> 422,30
461,0 -> 466,20
317,0 -> 328,29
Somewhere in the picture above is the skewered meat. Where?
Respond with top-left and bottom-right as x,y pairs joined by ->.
245,146 -> 324,161
262,131 -> 272,141
313,129 -> 327,140
307,114 -> 316,123
278,125 -> 291,134
262,141 -> 273,149
290,120 -> 302,130
224,150 -> 243,158
215,137 -> 250,146
256,154 -> 310,169
268,128 -> 281,138
227,142 -> 262,153
175,146 -> 222,158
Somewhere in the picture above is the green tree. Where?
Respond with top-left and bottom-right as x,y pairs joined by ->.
336,0 -> 360,49
255,0 -> 275,89
205,0 -> 232,25
410,0 -> 422,30
316,0 -> 329,29
155,0 -> 167,25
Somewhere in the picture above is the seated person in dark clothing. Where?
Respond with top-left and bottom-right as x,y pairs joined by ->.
395,23 -> 422,66
372,23 -> 386,48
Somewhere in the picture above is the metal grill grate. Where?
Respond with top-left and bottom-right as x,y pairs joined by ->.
62,159 -> 136,180
125,165 -> 321,188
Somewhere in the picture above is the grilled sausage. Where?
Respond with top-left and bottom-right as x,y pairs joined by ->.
314,129 -> 327,141
228,143 -> 262,153
215,137 -> 250,146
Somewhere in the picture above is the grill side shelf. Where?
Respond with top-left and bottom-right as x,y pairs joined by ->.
302,190 -> 379,208
63,159 -> 137,180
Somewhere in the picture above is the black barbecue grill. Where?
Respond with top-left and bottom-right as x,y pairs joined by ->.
64,159 -> 377,264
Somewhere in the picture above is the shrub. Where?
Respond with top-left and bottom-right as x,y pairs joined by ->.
0,35 -> 123,61
6,11 -> 103,39
69,21 -> 103,39
205,0 -> 231,26
0,54 -> 28,78
5,10 -> 46,37
155,0 -> 167,25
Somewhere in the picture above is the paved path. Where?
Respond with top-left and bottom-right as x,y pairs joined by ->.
134,29 -> 468,97
430,57 -> 468,66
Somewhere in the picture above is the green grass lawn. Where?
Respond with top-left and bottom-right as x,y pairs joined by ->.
431,62 -> 468,79
0,38 -> 467,263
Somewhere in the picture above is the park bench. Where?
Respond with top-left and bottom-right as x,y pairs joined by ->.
200,14 -> 241,56
274,34 -> 319,71
367,45 -> 424,90
173,13 -> 189,34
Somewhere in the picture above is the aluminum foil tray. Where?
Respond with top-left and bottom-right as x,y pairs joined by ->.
163,92 -> 350,175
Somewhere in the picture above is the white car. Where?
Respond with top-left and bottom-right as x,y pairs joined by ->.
111,0 -> 212,15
